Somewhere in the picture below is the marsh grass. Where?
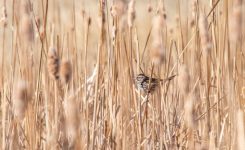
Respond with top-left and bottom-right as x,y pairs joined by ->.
0,0 -> 245,149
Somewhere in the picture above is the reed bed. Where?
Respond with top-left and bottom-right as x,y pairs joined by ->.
0,0 -> 245,149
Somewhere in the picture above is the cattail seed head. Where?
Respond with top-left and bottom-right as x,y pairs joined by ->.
20,0 -> 34,43
152,14 -> 165,39
178,64 -> 190,96
151,14 -> 166,65
157,0 -> 167,19
127,0 -> 136,28
147,3 -> 152,13
21,0 -> 31,15
1,7 -> 7,27
64,92 -> 79,148
21,14 -> 34,43
184,93 -> 196,129
13,80 -> 29,120
111,0 -> 126,18
47,47 -> 60,80
199,14 -> 211,57
2,6 -> 7,19
191,0 -> 197,18
82,11 -> 92,27
60,60 -> 72,85
36,16 -> 41,29
190,0 -> 197,28
151,41 -> 165,65
87,17 -> 92,26
229,0 -> 242,43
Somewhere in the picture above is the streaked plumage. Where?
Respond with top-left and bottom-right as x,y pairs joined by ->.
135,73 -> 161,93
135,73 -> 175,93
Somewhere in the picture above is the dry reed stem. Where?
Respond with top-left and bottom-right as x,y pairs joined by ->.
64,92 -> 80,149
236,110 -> 245,150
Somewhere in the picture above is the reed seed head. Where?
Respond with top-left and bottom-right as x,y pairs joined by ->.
36,16 -> 41,29
229,0 -> 242,42
20,0 -> 34,43
1,7 -> 7,27
151,14 -> 166,65
111,0 -> 126,18
13,80 -> 29,120
21,14 -> 34,43
184,93 -> 196,129
178,64 -> 190,96
21,0 -> 31,15
2,6 -> 7,19
191,0 -> 197,18
151,41 -> 165,65
190,0 -> 197,28
157,0 -> 167,19
152,14 -> 165,39
199,14 -> 211,57
47,47 -> 60,80
147,3 -> 152,13
127,0 -> 136,28
60,60 -> 72,85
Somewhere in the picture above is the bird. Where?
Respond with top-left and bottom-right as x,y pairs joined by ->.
135,73 -> 176,93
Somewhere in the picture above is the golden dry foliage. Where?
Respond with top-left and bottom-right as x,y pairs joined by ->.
1,0 -> 245,149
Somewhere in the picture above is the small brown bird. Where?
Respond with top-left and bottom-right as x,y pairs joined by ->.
135,73 -> 176,93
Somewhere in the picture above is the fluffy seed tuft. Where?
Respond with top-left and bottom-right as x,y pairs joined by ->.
20,1 -> 34,43
151,14 -> 166,65
47,47 -> 60,80
199,14 -> 211,57
60,60 -> 72,85
13,80 -> 29,120
178,64 -> 190,96
127,0 -> 136,28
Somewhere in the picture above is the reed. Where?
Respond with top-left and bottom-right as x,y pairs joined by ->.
0,0 -> 244,149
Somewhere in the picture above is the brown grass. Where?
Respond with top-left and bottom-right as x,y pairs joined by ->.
0,0 -> 245,149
